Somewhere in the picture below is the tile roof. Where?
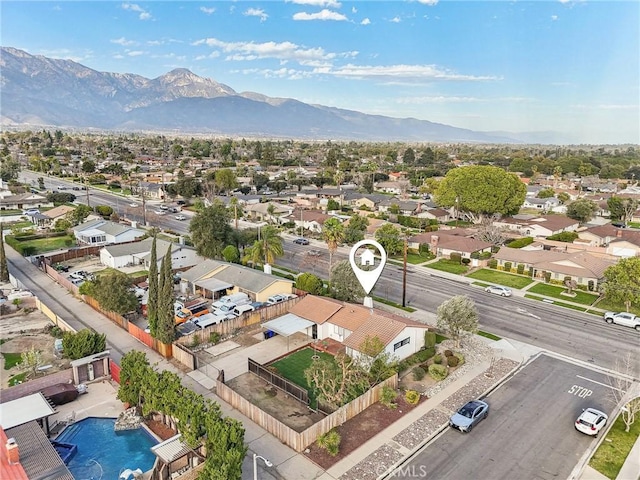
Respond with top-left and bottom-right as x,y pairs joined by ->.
342,314 -> 427,351
0,427 -> 28,480
211,264 -> 293,293
289,295 -> 343,324
42,205 -> 74,219
495,248 -> 615,278
324,304 -> 372,331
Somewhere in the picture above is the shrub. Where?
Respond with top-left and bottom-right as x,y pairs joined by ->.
433,354 -> 442,364
317,429 -> 341,456
447,355 -> 459,367
191,335 -> 200,348
379,386 -> 398,409
544,271 -> 552,283
397,360 -> 410,372
517,264 -> 525,275
547,231 -> 578,242
461,258 -> 471,265
506,237 -> 534,248
424,331 -> 436,349
450,252 -> 462,264
444,349 -> 453,357
412,367 -> 426,381
405,390 -> 420,405
416,347 -> 435,363
488,259 -> 498,269
428,364 -> 448,381
454,352 -> 465,365
62,329 -> 107,360
209,332 -> 221,344
503,261 -> 512,272
588,280 -> 594,291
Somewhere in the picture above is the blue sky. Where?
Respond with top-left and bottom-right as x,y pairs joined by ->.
2,1 -> 638,144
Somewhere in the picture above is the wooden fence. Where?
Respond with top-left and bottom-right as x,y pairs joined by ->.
110,360 -> 121,384
216,374 -> 398,452
248,358 -> 309,404
44,264 -> 80,295
44,245 -> 104,264
172,343 -> 196,370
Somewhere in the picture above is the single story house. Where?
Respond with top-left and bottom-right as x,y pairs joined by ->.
180,259 -> 294,302
100,237 -> 203,270
375,181 -> 404,196
244,202 -> 294,223
0,192 -> 52,211
493,248 -> 615,288
139,181 -> 165,200
73,219 -> 145,246
416,207 -> 451,223
285,209 -> 332,233
494,215 -> 579,237
408,230 -> 492,259
41,205 -> 75,226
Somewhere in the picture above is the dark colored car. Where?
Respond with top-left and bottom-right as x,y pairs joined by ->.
449,399 -> 489,432
293,238 -> 310,245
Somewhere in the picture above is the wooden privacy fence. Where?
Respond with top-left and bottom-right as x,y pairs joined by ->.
172,343 -> 196,370
44,264 -> 80,295
110,360 -> 121,384
216,374 -> 398,452
248,358 -> 309,404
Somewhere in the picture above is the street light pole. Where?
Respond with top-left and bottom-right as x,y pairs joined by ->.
402,236 -> 408,308
253,453 -> 273,480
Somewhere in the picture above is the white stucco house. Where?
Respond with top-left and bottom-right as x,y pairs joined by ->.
73,219 -> 145,246
100,237 -> 204,270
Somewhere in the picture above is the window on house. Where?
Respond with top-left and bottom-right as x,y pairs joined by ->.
333,325 -> 344,336
394,337 -> 410,351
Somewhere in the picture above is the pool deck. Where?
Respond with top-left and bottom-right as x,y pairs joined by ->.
50,379 -> 125,434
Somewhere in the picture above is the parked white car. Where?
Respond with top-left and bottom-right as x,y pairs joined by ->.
484,285 -> 512,297
603,312 -> 640,331
575,408 -> 608,436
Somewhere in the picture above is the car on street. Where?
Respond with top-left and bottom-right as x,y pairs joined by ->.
485,285 -> 513,297
293,238 -> 310,245
175,214 -> 187,221
23,208 -> 40,215
449,399 -> 489,433
129,203 -> 138,207
155,210 -> 166,215
575,408 -> 608,436
307,249 -> 322,256
603,311 -> 640,331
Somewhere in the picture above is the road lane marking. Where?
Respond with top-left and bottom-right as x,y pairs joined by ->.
576,375 -> 625,392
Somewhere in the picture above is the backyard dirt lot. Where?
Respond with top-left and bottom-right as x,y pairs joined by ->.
0,309 -> 69,389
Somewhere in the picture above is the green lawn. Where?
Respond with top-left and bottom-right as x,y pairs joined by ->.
0,209 -> 23,216
425,259 -> 469,275
478,330 -> 502,341
590,412 -> 640,479
8,235 -> 76,254
592,297 -> 640,316
9,372 -> 26,387
390,253 -> 435,265
527,283 -> 599,306
466,269 -> 534,289
2,352 -> 22,369
270,347 -> 335,407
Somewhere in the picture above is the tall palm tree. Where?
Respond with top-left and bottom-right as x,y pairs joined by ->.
322,218 -> 345,271
243,225 -> 284,269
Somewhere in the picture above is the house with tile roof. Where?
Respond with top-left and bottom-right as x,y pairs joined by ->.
285,209 -> 333,233
0,192 -> 52,211
408,229 -> 492,260
72,219 -> 145,246
244,202 -> 294,223
493,247 -> 615,288
494,215 -> 579,237
288,296 -> 429,361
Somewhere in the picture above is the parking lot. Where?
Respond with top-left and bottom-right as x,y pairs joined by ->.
393,354 -> 616,480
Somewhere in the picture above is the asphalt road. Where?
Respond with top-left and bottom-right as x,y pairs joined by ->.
20,171 -> 640,375
389,354 -> 615,480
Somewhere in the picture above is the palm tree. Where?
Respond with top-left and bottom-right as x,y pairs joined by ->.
322,218 -> 345,270
266,203 -> 276,224
243,225 -> 284,270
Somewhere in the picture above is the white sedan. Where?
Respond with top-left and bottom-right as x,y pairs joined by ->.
175,214 -> 187,221
575,408 -> 608,437
484,285 -> 512,297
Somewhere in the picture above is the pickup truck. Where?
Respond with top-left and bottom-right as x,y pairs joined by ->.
603,311 -> 640,331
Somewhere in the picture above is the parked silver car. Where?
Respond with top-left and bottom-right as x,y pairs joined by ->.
449,399 -> 489,433
484,285 -> 512,297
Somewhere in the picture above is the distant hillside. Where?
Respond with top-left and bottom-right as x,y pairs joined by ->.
0,46 -> 529,143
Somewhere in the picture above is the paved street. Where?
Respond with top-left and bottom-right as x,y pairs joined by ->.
390,354 -> 615,480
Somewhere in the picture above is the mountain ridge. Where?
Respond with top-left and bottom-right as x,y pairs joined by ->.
0,46 -> 546,143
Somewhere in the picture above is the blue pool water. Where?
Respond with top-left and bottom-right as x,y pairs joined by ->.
55,417 -> 158,480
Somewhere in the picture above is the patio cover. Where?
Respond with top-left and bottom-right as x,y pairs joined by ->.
151,434 -> 193,463
78,228 -> 104,237
0,393 -> 55,430
194,277 -> 233,293
263,313 -> 314,337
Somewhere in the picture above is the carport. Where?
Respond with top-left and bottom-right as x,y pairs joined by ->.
262,313 -> 314,350
193,278 -> 233,299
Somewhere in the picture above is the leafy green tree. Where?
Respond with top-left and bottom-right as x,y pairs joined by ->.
200,416 -> 247,480
375,223 -> 403,256
602,257 -> 640,312
566,199 -> 598,224
62,329 -> 107,360
222,245 -> 240,263
304,353 -> 369,408
91,271 -> 138,314
436,295 -> 479,347
329,260 -> 365,302
0,238 -> 9,282
242,225 -> 283,267
46,192 -> 76,203
37,177 -> 45,189
295,272 -> 324,294
215,168 -> 238,194
327,198 -> 340,211
343,214 -> 369,245
434,166 -> 526,223
66,204 -> 93,225
53,218 -> 72,232
357,335 -> 398,386
0,157 -> 20,181
322,217 -> 345,270
557,192 -> 570,204
19,346 -> 44,378
156,246 -> 175,344
81,159 -> 96,173
94,205 -> 114,218
147,236 -> 159,337
117,350 -> 152,406
189,200 -> 232,259
536,188 -> 556,198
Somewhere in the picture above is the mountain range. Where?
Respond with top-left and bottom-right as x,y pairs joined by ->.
0,46 -> 562,143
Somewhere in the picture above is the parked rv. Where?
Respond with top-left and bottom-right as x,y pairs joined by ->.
231,304 -> 255,317
193,312 -> 233,329
212,292 -> 250,311
175,300 -> 210,324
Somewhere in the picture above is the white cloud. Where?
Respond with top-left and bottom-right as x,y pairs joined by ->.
551,15 -> 558,20
193,37 -> 354,63
390,16 -> 401,23
200,7 -> 215,15
352,7 -> 357,13
111,37 -> 136,46
396,95 -> 530,104
293,9 -> 348,21
323,64 -> 499,82
244,8 -> 268,22
287,0 -> 342,7
361,18 -> 371,25
121,3 -> 152,21
126,50 -> 145,57
416,0 -> 439,5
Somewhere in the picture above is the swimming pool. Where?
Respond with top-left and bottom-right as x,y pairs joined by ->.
54,417 -> 159,479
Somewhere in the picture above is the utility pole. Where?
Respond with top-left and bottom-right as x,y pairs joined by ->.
140,182 -> 147,226
85,177 -> 90,207
402,236 -> 408,308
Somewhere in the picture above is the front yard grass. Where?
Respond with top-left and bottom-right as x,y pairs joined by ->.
270,347 -> 335,408
466,269 -> 534,289
589,413 -> 640,479
2,352 -> 22,370
527,283 -> 599,306
6,234 -> 75,255
389,253 -> 434,265
425,259 -> 468,275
